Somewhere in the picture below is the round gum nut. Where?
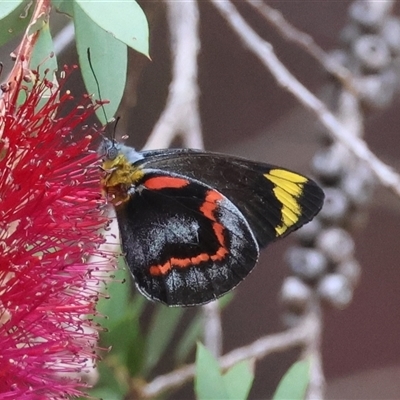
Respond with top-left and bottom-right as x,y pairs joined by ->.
353,34 -> 391,72
327,49 -> 350,70
316,227 -> 355,264
336,258 -> 362,287
286,247 -> 328,282
318,188 -> 349,224
349,0 -> 393,30
280,276 -> 312,312
317,274 -> 353,309
312,147 -> 344,184
340,163 -> 375,206
356,71 -> 397,110
381,17 -> 400,55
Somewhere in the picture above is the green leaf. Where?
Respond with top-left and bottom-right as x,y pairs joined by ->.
218,292 -> 234,309
125,323 -> 146,376
195,343 -> 229,400
73,1 -> 127,124
174,294 -> 234,365
143,305 -> 185,374
96,264 -> 147,374
195,344 -> 254,400
52,0 -> 74,17
88,387 -> 124,400
88,360 -> 127,399
0,0 -> 23,19
101,308 -> 146,377
74,0 -> 149,58
30,20 -> 58,77
129,292 -> 148,322
223,360 -> 254,400
0,0 -> 32,47
96,265 -> 132,329
272,359 -> 311,400
174,313 -> 202,364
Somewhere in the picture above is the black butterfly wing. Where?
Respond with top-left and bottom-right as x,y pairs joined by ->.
115,171 -> 259,306
136,149 -> 324,248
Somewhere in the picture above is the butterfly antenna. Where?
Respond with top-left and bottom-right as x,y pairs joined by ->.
113,116 -> 121,140
86,48 -> 115,143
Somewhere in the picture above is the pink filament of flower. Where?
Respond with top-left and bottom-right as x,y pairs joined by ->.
0,66 -> 113,398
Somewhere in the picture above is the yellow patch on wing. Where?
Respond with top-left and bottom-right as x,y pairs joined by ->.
264,169 -> 308,236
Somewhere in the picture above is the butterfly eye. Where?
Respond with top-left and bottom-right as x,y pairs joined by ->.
106,146 -> 119,161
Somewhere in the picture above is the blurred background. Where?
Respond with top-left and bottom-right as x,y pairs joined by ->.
3,1 -> 400,398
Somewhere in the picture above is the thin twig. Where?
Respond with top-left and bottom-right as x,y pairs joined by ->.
143,0 -> 203,150
140,312 -> 319,398
53,22 -> 74,55
143,0 -> 224,363
202,301 -> 223,358
303,301 -> 325,399
210,0 -> 400,198
307,351 -> 325,400
246,0 -> 356,92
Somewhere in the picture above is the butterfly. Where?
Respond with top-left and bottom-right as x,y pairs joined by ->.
100,138 -> 324,306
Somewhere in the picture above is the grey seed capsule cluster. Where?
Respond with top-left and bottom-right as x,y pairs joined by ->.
281,0 -> 400,320
343,1 -> 400,110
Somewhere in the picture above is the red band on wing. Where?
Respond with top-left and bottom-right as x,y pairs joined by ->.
144,176 -> 190,190
149,189 -> 230,276
199,190 -> 223,220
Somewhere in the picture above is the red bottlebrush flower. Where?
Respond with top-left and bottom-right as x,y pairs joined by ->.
0,66 -> 113,399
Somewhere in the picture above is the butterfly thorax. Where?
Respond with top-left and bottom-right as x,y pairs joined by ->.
100,141 -> 144,207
